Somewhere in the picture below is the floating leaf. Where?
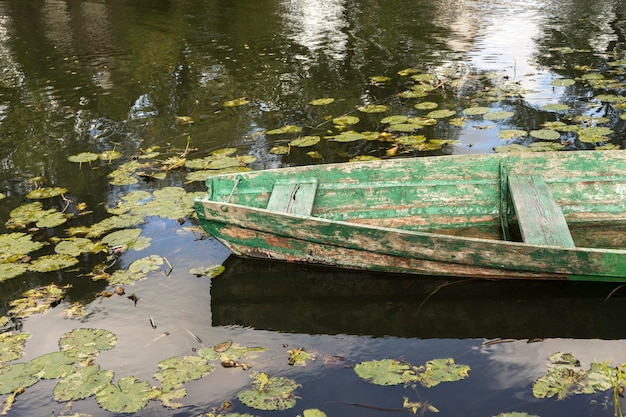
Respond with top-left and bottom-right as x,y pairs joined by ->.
328,131 -> 366,142
28,254 -> 78,272
414,102 -> 438,110
398,89 -> 428,99
0,263 -> 29,282
498,129 -> 527,140
59,328 -> 117,359
0,332 -> 30,363
36,211 -> 69,228
309,98 -> 334,106
369,75 -> 391,85
9,284 -> 69,318
224,98 -> 250,107
389,123 -> 424,132
306,151 -> 323,159
357,104 -> 388,113
414,358 -> 470,387
494,144 -> 532,153
332,116 -> 359,126
26,187 -> 68,199
381,115 -> 409,124
493,413 -> 540,417
550,78 -> 575,87
398,68 -> 421,76
290,136 -> 320,147
462,107 -> 490,115
426,109 -> 456,119
154,356 -> 214,392
102,228 -> 142,249
30,352 -> 77,379
99,149 -> 123,161
53,365 -> 114,401
530,129 -> 561,140
0,362 -> 44,394
237,372 -> 300,410
266,125 -> 302,135
529,141 -> 565,152
55,237 -> 98,256
68,152 -> 99,164
483,111 -> 514,120
64,302 -> 88,319
96,376 -> 152,413
0,193 -> 5,200
189,265 -> 225,278
541,103 -> 570,111
288,348 -> 316,367
269,146 -> 290,155
0,233 -> 44,262
354,359 -> 413,386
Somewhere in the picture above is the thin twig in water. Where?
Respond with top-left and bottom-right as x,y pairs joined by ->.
606,284 -> 626,301
414,278 -> 482,316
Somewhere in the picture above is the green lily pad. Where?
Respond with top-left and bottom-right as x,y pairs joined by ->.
395,135 -> 427,146
55,237 -> 98,256
483,111 -> 514,120
494,144 -> 532,153
354,359 -> 413,386
329,131 -> 366,142
332,116 -> 359,126
28,254 -> 79,272
102,228 -> 142,248
0,232 -> 44,261
414,102 -> 438,110
357,104 -> 388,113
414,358 -> 470,387
99,149 -> 123,161
9,284 -> 69,318
266,125 -> 302,135
426,109 -> 456,119
154,355 -> 214,392
529,129 -> 561,140
309,98 -> 334,106
189,265 -> 225,278
398,89 -> 428,99
270,146 -> 290,155
206,156 -> 256,170
53,365 -> 114,401
541,103 -> 570,111
381,115 -> 409,124
68,152 -> 99,164
6,202 -> 63,229
128,255 -> 164,274
0,262 -> 29,282
498,129 -> 527,140
26,186 -> 68,199
389,123 -> 424,132
224,98 -> 250,107
0,193 -> 6,200
550,78 -> 575,87
96,376 -> 152,413
36,211 -> 69,228
0,332 -> 31,363
462,107 -> 490,115
198,344 -> 267,361
59,328 -> 117,359
237,372 -> 300,410
290,136 -> 320,147
369,75 -> 391,85
30,351 -> 78,379
529,141 -> 565,152
0,362 -> 44,394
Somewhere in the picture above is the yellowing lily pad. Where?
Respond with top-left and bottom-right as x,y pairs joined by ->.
541,103 -> 570,111
498,129 -> 527,140
154,355 -> 214,392
462,107 -> 490,115
332,116 -> 359,126
28,254 -> 78,272
414,101 -> 438,110
0,332 -> 31,363
224,97 -> 250,107
329,131 -> 366,142
189,265 -> 225,278
290,136 -> 320,147
68,152 -> 99,164
530,129 -> 561,140
483,111 -> 514,120
357,104 -> 388,113
309,98 -> 334,106
426,109 -> 456,119
269,146 -> 290,155
26,187 -> 68,199
237,372 -> 300,410
266,125 -> 302,135
550,78 -> 575,87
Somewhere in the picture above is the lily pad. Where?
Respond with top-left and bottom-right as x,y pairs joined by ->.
329,131 -> 366,142
369,75 -> 391,85
308,98 -> 334,106
483,111 -> 514,120
28,254 -> 78,272
99,149 -> 123,161
414,102 -> 438,110
237,372 -> 300,410
266,125 -> 302,135
59,328 -> 117,359
68,152 -> 99,164
96,376 -> 152,413
9,284 -> 69,318
426,109 -> 456,119
53,365 -> 114,401
224,98 -> 250,107
357,104 -> 388,113
0,262 -> 29,281
494,144 -> 532,153
354,359 -> 413,386
381,115 -> 409,124
332,115 -> 359,126
530,129 -> 561,140
414,358 -> 470,387
55,237 -> 98,256
26,187 -> 68,199
550,78 -> 575,87
30,351 -> 77,379
0,232 -> 43,261
189,265 -> 225,278
0,362 -> 44,394
498,129 -> 527,140
290,136 -> 320,147
0,332 -> 31,363
462,107 -> 490,115
154,355 -> 214,392
287,348 -> 316,366
270,146 -> 290,155
541,103 -> 570,111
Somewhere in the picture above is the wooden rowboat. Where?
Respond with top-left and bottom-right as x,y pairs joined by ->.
195,151 -> 626,282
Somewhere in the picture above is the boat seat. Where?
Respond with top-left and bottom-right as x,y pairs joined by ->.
508,175 -> 575,247
266,180 -> 318,216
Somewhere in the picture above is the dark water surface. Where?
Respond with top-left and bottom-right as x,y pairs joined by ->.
1,0 -> 626,416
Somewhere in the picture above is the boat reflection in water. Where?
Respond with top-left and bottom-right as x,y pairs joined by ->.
210,257 -> 626,340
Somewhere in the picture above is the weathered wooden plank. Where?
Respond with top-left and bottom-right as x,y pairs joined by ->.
266,180 -> 317,215
508,175 -> 575,247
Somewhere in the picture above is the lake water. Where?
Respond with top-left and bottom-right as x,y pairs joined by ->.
1,0 -> 626,416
